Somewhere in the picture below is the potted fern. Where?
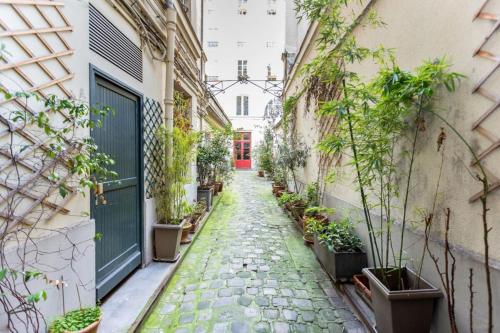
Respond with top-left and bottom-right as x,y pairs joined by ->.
154,125 -> 197,261
311,217 -> 367,281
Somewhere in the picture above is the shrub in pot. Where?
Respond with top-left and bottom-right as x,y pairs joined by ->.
277,192 -> 302,211
303,206 -> 332,224
49,307 -> 101,333
197,142 -> 214,209
154,124 -> 197,262
311,217 -> 367,281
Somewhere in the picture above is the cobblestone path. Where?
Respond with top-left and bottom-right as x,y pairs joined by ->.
140,172 -> 365,333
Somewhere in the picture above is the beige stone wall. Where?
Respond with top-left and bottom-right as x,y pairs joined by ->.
284,0 -> 500,331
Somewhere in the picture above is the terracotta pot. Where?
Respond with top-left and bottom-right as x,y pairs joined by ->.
213,181 -> 223,193
63,319 -> 101,333
258,170 -> 265,177
303,234 -> 314,244
153,219 -> 186,261
363,267 -> 442,333
353,274 -> 372,305
313,235 -> 367,281
189,214 -> 201,233
272,183 -> 285,194
181,221 -> 192,244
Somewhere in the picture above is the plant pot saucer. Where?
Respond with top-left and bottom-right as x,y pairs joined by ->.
153,253 -> 181,263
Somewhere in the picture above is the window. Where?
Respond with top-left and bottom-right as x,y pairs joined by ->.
239,8 -> 247,15
237,41 -> 246,48
265,41 -> 275,48
237,60 -> 248,78
267,9 -> 276,15
238,0 -> 247,4
207,75 -> 219,81
207,41 -> 219,47
236,96 -> 249,115
268,0 -> 276,4
208,27 -> 218,31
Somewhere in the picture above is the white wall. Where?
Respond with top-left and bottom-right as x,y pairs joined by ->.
203,0 -> 286,166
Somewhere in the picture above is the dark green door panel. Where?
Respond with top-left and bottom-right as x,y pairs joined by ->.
90,71 -> 142,300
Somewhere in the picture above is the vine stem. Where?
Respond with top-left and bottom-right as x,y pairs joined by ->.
424,108 -> 492,333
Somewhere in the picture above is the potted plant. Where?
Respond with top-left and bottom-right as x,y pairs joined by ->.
196,142 -> 214,209
154,124 -> 197,262
303,206 -> 332,224
277,192 -> 301,211
311,217 -> 367,281
180,218 -> 192,244
302,216 -> 316,244
211,127 -> 233,194
189,200 -> 207,233
49,307 -> 101,333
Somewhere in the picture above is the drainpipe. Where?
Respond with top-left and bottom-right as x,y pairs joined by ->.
165,0 -> 177,164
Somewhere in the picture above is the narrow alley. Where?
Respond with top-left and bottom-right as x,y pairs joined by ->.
140,172 -> 364,333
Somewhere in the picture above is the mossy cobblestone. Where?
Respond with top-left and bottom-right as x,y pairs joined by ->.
140,172 -> 365,332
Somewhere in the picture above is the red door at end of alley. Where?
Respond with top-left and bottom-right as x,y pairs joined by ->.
234,132 -> 251,169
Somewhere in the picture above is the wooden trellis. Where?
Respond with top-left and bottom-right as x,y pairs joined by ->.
0,0 -> 74,228
470,0 -> 500,202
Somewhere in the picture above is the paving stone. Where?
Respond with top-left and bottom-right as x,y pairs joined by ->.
273,322 -> 290,333
254,322 -> 271,333
213,297 -> 234,308
247,287 -> 259,295
280,288 -> 294,297
263,287 -> 276,295
218,288 -> 233,297
238,295 -> 252,306
282,309 -> 298,321
178,313 -> 194,324
301,310 -> 316,322
263,308 -> 279,320
292,298 -> 313,310
272,297 -> 289,307
255,296 -> 269,307
159,303 -> 176,314
233,287 -> 245,295
227,278 -> 245,287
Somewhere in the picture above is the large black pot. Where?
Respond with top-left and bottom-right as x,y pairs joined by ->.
363,267 -> 442,333
313,235 -> 367,281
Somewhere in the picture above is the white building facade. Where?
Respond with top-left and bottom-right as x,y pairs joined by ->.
203,0 -> 286,169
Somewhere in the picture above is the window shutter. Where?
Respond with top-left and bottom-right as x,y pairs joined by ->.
244,96 -> 249,115
237,96 -> 241,115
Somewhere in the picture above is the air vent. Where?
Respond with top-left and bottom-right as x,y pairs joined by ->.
89,5 -> 143,82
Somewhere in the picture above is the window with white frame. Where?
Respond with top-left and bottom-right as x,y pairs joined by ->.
236,96 -> 249,116
237,60 -> 248,78
207,41 -> 219,47
237,41 -> 247,48
207,75 -> 219,81
265,41 -> 275,48
267,9 -> 276,15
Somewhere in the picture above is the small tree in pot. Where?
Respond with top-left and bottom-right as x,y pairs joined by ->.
196,139 -> 214,208
154,124 -> 198,261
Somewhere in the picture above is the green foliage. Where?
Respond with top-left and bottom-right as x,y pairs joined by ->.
256,128 -> 274,174
276,136 -> 309,192
197,127 -> 233,187
49,307 -> 101,333
305,182 -> 320,207
155,126 -> 198,224
311,217 -> 363,253
304,206 -> 333,217
277,192 -> 304,206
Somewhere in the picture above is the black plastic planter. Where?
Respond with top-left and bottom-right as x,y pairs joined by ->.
363,267 -> 442,333
313,235 -> 367,281
197,187 -> 213,211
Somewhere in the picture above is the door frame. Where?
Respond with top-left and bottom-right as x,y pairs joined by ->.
233,131 -> 252,169
89,64 -> 145,298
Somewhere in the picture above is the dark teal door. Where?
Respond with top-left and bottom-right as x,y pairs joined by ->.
90,69 -> 142,300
